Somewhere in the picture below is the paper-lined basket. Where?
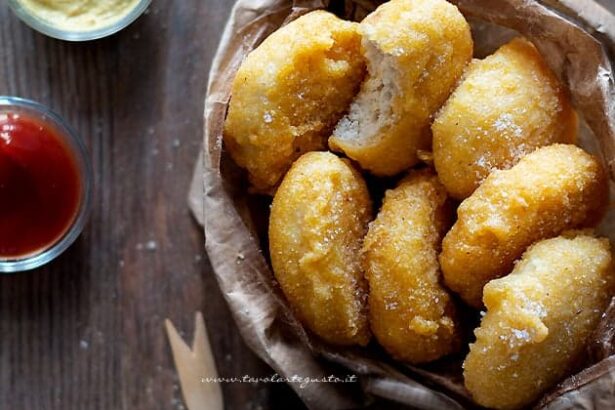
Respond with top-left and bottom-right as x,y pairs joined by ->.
187,0 -> 615,408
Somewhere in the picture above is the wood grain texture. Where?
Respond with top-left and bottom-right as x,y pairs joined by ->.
0,2 -> 306,409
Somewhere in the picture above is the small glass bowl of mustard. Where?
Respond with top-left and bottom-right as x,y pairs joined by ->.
8,0 -> 151,42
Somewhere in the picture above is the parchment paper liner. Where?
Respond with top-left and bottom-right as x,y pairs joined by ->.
190,1 -> 615,408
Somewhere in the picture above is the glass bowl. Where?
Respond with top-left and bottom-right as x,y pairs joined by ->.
0,96 -> 93,272
7,0 -> 151,41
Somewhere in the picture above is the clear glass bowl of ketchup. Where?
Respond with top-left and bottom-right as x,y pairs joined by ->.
0,97 -> 92,272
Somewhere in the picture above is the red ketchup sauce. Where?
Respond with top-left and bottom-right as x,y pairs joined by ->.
0,111 -> 81,259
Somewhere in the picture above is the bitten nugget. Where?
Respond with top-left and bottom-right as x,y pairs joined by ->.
363,170 -> 460,363
329,0 -> 472,176
224,11 -> 365,194
464,233 -> 615,410
433,38 -> 577,199
269,152 -> 371,345
441,144 -> 608,307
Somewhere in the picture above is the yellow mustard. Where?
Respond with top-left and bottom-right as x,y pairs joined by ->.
17,0 -> 141,31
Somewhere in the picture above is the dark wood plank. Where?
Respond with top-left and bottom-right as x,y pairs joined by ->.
0,2 -> 306,409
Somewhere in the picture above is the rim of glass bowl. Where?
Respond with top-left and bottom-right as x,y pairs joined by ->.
0,96 -> 93,273
7,0 -> 151,42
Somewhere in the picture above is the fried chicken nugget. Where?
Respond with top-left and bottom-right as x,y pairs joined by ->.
224,11 -> 365,194
269,152 -> 371,345
329,0 -> 472,176
363,170 -> 460,363
464,233 -> 615,410
433,38 -> 577,199
441,144 -> 608,307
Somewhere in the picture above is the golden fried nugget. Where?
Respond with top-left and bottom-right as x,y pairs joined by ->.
224,11 -> 365,194
464,233 -> 615,410
433,38 -> 577,199
269,152 -> 371,345
363,170 -> 460,363
441,144 -> 608,307
329,0 -> 472,176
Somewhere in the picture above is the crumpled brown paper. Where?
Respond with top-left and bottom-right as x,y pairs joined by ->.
189,1 -> 615,408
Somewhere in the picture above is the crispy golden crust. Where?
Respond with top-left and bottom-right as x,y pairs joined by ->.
463,233 -> 615,410
224,11 -> 365,194
433,38 -> 577,199
269,152 -> 372,345
329,0 -> 473,175
363,170 -> 460,363
440,144 -> 608,307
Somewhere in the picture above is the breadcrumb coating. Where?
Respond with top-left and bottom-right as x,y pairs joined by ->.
329,0 -> 472,176
441,144 -> 608,307
224,11 -> 365,194
363,170 -> 460,363
464,233 -> 615,410
269,152 -> 371,345
433,38 -> 577,199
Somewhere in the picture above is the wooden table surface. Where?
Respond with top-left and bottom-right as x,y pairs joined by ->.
0,2 -> 308,409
